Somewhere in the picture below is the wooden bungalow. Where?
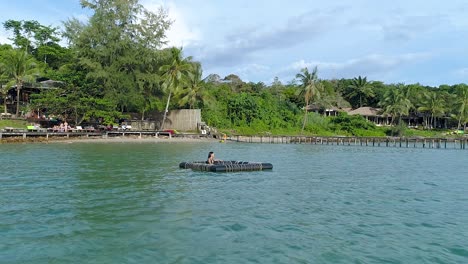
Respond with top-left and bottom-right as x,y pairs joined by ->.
1,80 -> 63,116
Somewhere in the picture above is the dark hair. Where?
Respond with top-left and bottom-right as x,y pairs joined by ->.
207,151 -> 214,159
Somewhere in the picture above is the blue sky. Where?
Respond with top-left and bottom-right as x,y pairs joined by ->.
1,0 -> 468,87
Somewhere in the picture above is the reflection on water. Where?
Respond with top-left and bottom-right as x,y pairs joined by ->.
1,142 -> 467,263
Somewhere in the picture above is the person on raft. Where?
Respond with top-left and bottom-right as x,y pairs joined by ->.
206,151 -> 222,164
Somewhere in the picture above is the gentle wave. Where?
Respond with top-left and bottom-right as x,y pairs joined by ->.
1,143 -> 467,263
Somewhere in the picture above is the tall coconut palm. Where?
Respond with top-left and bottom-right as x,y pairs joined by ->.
453,85 -> 468,130
417,91 -> 446,129
295,66 -> 322,133
379,86 -> 412,125
3,49 -> 39,116
178,62 -> 211,109
159,47 -> 192,130
348,76 -> 374,108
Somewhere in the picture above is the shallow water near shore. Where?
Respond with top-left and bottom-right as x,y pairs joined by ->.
1,141 -> 467,263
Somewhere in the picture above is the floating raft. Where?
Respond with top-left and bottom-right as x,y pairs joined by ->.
179,161 -> 273,172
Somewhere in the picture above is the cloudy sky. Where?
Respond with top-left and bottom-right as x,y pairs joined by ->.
1,0 -> 468,86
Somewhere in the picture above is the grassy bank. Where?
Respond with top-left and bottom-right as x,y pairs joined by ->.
0,119 -> 29,129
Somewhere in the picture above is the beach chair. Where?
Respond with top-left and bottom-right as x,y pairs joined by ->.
72,126 -> 83,132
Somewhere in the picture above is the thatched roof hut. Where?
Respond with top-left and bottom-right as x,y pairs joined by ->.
347,107 -> 383,117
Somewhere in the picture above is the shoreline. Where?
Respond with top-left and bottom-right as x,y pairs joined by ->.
0,135 -> 217,144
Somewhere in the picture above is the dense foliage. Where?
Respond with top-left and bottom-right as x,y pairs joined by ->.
1,0 -> 468,137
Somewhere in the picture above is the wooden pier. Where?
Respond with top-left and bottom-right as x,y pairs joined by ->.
0,130 -> 177,142
229,135 -> 468,150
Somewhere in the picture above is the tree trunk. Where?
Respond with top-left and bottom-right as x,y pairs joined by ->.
74,106 -> 78,125
161,92 -> 172,130
15,82 -> 22,116
457,105 -> 465,130
458,114 -> 463,130
301,103 -> 308,134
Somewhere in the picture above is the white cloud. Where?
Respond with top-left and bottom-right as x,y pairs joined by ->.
282,53 -> 432,80
141,0 -> 201,48
234,64 -> 270,81
0,28 -> 12,45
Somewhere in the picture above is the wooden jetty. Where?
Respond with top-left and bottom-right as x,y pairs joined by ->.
0,130 -> 177,142
229,135 -> 468,150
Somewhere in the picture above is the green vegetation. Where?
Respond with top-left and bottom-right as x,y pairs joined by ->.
0,119 -> 28,128
0,0 -> 467,138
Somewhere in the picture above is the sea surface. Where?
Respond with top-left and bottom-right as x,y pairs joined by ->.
1,141 -> 467,263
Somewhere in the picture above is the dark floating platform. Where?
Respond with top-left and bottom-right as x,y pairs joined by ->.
179,161 -> 273,172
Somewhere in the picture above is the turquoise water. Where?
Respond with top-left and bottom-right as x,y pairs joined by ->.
1,141 -> 467,263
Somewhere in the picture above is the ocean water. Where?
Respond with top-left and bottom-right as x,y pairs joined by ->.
1,141 -> 467,263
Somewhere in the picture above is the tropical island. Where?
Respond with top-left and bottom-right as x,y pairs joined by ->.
1,0 -> 467,141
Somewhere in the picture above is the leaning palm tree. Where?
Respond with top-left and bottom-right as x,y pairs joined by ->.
3,49 -> 39,116
159,47 -> 192,130
348,76 -> 374,108
295,66 -> 322,133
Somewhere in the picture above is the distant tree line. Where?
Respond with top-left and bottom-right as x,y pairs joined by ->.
1,0 -> 467,136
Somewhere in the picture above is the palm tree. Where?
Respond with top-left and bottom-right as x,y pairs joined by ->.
417,91 -> 446,129
379,86 -> 412,125
295,66 -> 322,133
348,76 -> 374,108
178,62 -> 211,109
159,47 -> 192,130
3,49 -> 39,116
453,85 -> 468,130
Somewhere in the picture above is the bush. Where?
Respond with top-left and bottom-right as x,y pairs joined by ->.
329,113 -> 377,136
387,122 -> 407,137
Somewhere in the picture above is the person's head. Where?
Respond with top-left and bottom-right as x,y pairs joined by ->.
208,151 -> 214,159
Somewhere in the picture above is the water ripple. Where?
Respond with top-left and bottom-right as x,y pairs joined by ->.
1,143 -> 467,263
